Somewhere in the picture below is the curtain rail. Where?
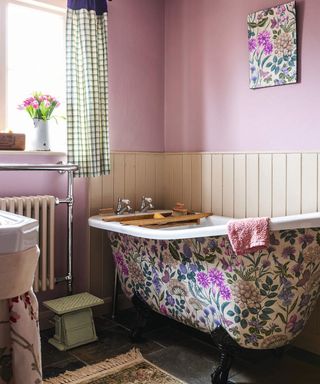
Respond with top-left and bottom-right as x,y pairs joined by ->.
0,162 -> 79,296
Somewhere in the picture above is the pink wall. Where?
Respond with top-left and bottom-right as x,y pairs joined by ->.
164,0 -> 320,152
0,153 -> 89,301
0,0 -> 165,306
108,0 -> 165,152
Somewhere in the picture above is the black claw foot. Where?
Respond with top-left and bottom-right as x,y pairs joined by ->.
211,362 -> 234,384
211,365 -> 236,384
210,327 -> 237,384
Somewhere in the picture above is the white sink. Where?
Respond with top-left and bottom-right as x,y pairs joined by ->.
0,210 -> 38,254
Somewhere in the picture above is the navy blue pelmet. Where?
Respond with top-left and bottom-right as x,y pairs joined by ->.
67,0 -> 107,15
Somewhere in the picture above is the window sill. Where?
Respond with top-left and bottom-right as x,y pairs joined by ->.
0,150 -> 66,156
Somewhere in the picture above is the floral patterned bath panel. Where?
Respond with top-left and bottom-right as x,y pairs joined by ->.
248,1 -> 297,89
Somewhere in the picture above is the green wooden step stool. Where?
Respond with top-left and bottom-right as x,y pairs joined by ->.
43,292 -> 104,351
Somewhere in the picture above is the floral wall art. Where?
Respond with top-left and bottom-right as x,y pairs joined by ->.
248,1 -> 297,89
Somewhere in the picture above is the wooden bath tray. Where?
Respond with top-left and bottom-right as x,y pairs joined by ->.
121,212 -> 212,227
101,211 -> 172,222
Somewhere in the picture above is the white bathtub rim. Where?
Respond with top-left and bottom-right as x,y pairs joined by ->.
88,212 -> 320,240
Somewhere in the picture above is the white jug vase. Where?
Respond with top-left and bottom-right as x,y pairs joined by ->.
31,118 -> 51,151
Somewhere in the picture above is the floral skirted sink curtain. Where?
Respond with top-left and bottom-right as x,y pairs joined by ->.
66,0 -> 110,177
0,246 -> 42,384
0,293 -> 42,384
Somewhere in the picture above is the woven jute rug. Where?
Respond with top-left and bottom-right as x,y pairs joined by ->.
44,348 -> 187,384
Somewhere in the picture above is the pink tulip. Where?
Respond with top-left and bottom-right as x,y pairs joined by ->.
32,101 -> 39,109
23,97 -> 34,107
19,92 -> 60,118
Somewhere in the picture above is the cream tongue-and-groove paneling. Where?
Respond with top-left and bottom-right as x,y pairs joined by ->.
89,152 -> 164,301
212,154 -> 223,216
163,152 -> 320,217
89,152 -> 165,216
89,151 -> 320,354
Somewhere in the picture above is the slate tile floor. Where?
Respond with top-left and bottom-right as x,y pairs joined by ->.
42,308 -> 320,383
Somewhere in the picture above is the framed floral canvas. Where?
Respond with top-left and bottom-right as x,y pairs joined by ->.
248,1 -> 297,89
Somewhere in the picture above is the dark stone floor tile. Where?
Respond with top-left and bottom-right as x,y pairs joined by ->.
41,339 -> 72,368
94,315 -> 115,330
95,322 -> 118,339
40,311 -> 320,384
107,307 -> 136,329
231,353 -> 320,384
268,355 -> 320,384
43,358 -> 86,380
145,324 -> 220,361
70,325 -> 163,364
144,325 -> 188,347
96,325 -> 137,347
287,346 -> 320,366
69,340 -> 127,364
145,317 -> 221,351
145,345 -> 218,384
40,328 -> 54,341
113,307 -> 169,332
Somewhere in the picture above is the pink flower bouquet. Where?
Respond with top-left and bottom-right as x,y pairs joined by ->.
18,92 -> 60,121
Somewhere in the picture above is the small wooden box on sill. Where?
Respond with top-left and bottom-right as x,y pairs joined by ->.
0,133 -> 25,150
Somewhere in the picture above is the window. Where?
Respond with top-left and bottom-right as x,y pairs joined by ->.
0,0 -> 66,151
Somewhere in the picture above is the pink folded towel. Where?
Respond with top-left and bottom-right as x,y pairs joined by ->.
227,217 -> 270,256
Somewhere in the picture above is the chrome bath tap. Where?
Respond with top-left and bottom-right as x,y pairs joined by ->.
139,196 -> 154,212
116,198 -> 133,215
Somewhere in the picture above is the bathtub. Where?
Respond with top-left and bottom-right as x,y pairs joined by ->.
89,212 -> 320,349
90,212 -> 320,382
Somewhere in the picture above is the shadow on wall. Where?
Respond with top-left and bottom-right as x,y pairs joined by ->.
165,0 -> 205,151
296,0 -> 305,83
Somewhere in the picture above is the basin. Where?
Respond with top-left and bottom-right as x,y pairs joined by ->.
0,210 -> 39,299
0,210 -> 38,253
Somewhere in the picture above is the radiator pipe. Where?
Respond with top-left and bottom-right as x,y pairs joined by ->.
66,169 -> 74,295
54,167 -> 76,295
0,163 -> 78,172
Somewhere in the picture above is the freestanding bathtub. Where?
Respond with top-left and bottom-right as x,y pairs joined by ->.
89,212 -> 320,383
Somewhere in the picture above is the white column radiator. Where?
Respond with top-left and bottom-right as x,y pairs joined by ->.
0,195 -> 56,292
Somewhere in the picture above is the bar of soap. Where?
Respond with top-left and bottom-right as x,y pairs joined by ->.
153,213 -> 164,219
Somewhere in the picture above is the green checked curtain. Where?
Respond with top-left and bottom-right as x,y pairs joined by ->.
66,0 -> 110,177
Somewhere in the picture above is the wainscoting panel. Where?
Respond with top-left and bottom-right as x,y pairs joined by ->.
163,152 -> 320,217
212,154 -> 223,216
191,155 -> 202,212
286,153 -> 301,215
234,154 -> 246,219
89,152 -> 164,300
259,154 -> 272,217
201,154 -> 212,213
246,154 -> 259,217
222,154 -> 233,217
89,151 -> 320,354
272,153 -> 286,217
302,153 -> 318,214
